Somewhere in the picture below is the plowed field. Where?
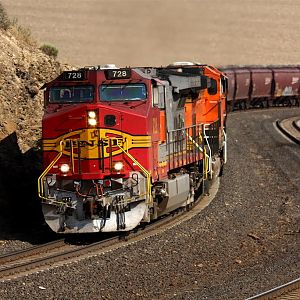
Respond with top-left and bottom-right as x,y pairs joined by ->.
2,0 -> 300,67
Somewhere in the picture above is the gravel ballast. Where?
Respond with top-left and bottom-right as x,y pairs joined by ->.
0,107 -> 299,300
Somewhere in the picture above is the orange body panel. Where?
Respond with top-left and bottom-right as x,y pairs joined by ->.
159,110 -> 166,142
194,66 -> 227,128
184,99 -> 195,127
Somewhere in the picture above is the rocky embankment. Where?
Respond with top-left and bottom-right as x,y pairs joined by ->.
0,20 -> 68,232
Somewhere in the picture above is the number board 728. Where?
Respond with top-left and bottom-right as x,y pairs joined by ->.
105,69 -> 131,80
62,71 -> 86,81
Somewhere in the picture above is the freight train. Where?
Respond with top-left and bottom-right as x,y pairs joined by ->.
38,62 -> 227,233
221,66 -> 300,111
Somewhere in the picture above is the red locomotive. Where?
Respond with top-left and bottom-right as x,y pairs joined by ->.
38,62 -> 227,233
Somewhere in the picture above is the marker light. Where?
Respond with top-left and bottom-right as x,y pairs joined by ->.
60,164 -> 70,173
114,161 -> 124,171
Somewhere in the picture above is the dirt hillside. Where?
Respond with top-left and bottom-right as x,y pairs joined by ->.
0,30 -> 64,152
2,0 -> 300,67
0,9 -> 69,229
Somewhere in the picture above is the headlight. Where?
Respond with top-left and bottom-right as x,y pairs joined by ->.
88,111 -> 96,118
88,110 -> 97,126
60,163 -> 70,173
114,161 -> 124,171
88,118 -> 97,126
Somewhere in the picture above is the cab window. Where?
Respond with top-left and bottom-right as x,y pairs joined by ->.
208,78 -> 217,95
100,84 -> 147,101
49,86 -> 94,103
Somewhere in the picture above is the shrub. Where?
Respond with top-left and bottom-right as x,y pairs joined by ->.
39,44 -> 58,59
0,3 -> 11,30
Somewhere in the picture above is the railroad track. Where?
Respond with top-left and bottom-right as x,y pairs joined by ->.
0,177 -> 219,282
246,115 -> 300,300
292,119 -> 300,132
0,239 -> 74,278
247,277 -> 300,299
275,116 -> 300,145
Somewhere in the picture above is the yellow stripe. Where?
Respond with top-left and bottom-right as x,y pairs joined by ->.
42,128 -> 151,159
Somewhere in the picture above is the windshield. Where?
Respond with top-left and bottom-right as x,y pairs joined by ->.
49,86 -> 94,103
100,83 -> 147,101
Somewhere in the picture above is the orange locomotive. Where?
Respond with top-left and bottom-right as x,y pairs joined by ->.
38,62 -> 227,233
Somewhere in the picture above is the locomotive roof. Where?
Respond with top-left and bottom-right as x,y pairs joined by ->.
41,63 -> 225,90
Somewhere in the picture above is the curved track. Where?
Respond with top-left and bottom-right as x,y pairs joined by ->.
0,107 -> 299,299
276,116 -> 300,145
0,178 -> 219,282
245,112 -> 300,300
0,108 -> 300,299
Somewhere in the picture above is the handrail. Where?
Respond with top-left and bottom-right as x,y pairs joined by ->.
117,143 -> 152,205
204,148 -> 209,179
70,139 -> 75,173
185,131 -> 203,151
184,127 -> 212,180
38,141 -> 64,200
223,128 -> 227,164
203,125 -> 212,179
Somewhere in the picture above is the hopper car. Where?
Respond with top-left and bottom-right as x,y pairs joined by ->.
222,66 -> 300,111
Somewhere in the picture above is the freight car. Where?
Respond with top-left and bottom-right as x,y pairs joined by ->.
222,66 -> 300,111
38,62 -> 227,233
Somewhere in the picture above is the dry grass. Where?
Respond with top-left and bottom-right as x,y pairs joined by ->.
0,2 -> 10,30
9,18 -> 37,47
0,2 -> 37,47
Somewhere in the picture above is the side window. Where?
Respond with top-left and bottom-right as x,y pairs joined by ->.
208,78 -> 217,95
221,77 -> 227,94
158,85 -> 165,107
153,87 -> 159,106
152,85 -> 165,108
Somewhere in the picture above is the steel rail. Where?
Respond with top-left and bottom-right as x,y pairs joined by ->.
275,120 -> 300,145
247,116 -> 300,300
292,120 -> 300,132
0,239 -> 66,265
0,236 -> 117,281
247,277 -> 300,300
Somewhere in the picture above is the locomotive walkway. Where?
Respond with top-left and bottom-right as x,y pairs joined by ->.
277,116 -> 300,144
